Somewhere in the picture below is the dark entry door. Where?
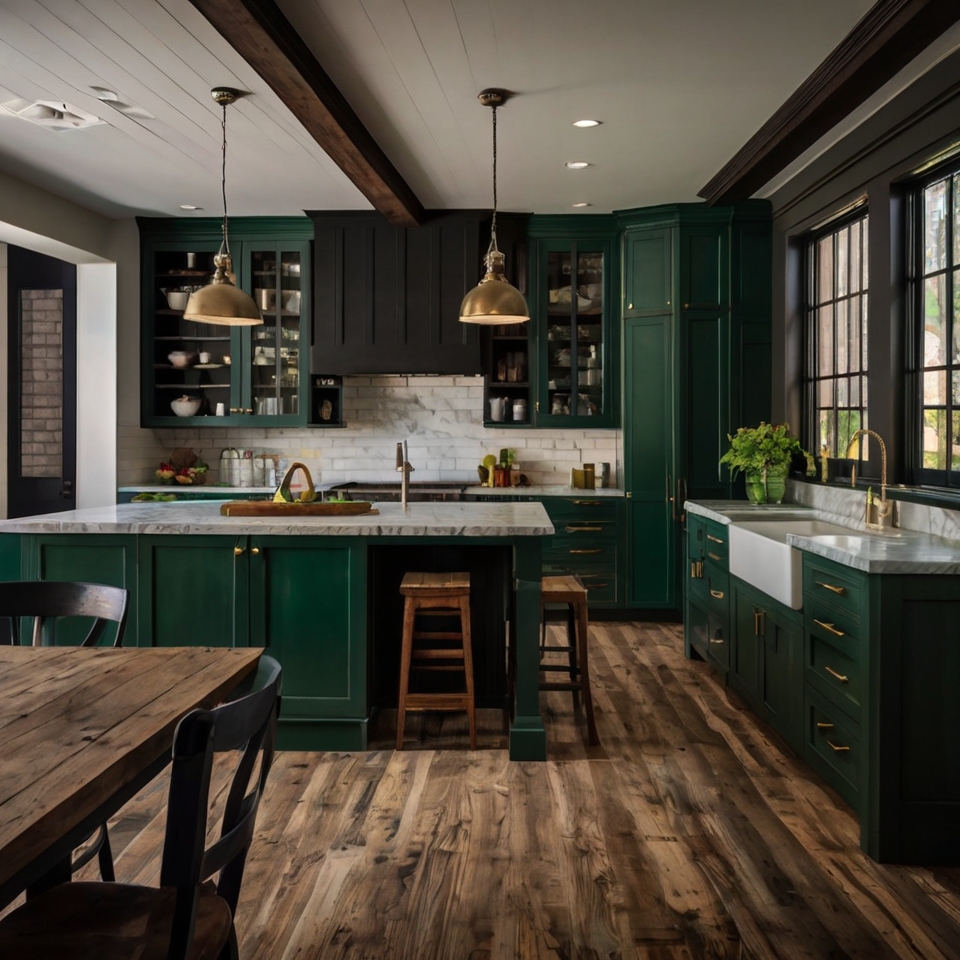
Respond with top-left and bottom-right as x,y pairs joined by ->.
7,245 -> 77,518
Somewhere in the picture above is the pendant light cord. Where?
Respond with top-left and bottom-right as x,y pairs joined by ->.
220,100 -> 230,257
490,103 -> 498,248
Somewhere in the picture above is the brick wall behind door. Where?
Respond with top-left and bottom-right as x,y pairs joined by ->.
20,289 -> 63,478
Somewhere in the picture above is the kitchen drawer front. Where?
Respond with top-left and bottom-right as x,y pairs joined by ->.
805,596 -> 860,650
803,556 -> 864,620
807,633 -> 861,720
545,532 -> 618,563
805,690 -> 861,807
702,521 -> 729,564
706,609 -> 730,669
543,498 -> 621,525
542,559 -> 618,604
704,563 -> 729,617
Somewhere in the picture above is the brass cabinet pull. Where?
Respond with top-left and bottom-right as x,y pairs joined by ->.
707,534 -> 724,544
569,548 -> 603,555
753,608 -> 765,636
710,589 -> 724,599
690,560 -> 703,579
826,740 -> 850,753
709,637 -> 725,644
666,474 -> 677,520
229,407 -> 242,414
234,546 -> 245,556
815,580 -> 847,596
824,665 -> 849,683
707,551 -> 722,561
571,500 -> 602,505
565,525 -> 603,532
250,546 -> 260,555
813,618 -> 845,638
816,722 -> 834,730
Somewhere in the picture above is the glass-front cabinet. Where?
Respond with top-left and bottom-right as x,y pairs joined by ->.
482,217 -> 618,428
139,218 -> 312,427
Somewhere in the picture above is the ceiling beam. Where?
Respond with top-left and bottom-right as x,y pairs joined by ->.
699,0 -> 960,205
189,0 -> 425,226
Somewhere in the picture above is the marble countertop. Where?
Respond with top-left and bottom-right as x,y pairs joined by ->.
686,499 -> 960,573
463,485 -> 624,498
0,500 -> 554,538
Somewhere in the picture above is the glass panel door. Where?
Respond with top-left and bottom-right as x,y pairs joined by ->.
249,249 -> 302,418
544,244 -> 605,421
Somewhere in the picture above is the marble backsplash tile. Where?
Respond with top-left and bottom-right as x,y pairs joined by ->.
119,375 -> 622,488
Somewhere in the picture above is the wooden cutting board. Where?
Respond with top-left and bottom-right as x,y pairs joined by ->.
219,501 -> 378,517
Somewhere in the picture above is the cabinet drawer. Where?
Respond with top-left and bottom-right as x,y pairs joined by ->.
808,634 -> 861,720
702,522 -> 729,563
806,693 -> 860,806
806,601 -> 859,652
803,557 -> 863,619
704,564 -> 729,616
545,535 -> 617,562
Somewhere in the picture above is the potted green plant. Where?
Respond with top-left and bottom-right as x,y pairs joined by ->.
719,422 -> 813,503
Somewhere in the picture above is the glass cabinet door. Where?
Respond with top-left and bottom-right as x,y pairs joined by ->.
246,247 -> 304,421
541,242 -> 607,423
149,245 -> 239,422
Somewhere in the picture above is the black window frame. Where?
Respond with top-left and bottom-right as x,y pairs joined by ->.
802,206 -> 870,463
908,158 -> 960,489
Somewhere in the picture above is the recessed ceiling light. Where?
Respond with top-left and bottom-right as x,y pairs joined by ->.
565,160 -> 591,169
572,119 -> 600,128
179,204 -> 203,210
1,98 -> 103,132
572,202 -> 592,208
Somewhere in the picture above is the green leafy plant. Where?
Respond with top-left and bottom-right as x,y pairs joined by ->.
719,422 -> 813,479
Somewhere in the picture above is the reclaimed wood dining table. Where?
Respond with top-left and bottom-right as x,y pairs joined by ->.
0,645 -> 262,908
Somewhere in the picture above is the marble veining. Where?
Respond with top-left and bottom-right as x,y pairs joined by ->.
0,501 -> 555,538
686,498 -> 960,573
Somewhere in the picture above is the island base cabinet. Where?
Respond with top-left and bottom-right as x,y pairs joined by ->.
250,538 -> 367,750
23,534 -> 138,647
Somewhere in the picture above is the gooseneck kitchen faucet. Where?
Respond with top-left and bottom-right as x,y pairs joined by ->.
396,441 -> 415,512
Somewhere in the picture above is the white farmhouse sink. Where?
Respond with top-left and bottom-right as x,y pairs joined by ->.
728,519 -> 853,609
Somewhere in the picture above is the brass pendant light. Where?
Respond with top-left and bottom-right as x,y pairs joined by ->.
183,88 -> 261,327
459,89 -> 529,325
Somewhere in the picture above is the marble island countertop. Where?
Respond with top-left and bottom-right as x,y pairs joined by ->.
685,499 -> 960,574
0,500 -> 554,538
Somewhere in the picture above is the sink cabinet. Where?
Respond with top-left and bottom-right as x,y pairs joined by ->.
684,515 -> 730,671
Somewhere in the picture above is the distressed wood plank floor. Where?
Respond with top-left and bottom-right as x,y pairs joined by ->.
74,623 -> 960,957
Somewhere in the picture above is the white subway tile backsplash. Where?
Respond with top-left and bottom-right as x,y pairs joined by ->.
119,375 -> 621,488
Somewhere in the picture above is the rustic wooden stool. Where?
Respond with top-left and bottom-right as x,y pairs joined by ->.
397,571 -> 476,750
540,574 -> 599,745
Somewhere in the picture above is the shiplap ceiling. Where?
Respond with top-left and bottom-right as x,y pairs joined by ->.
0,0 -> 904,219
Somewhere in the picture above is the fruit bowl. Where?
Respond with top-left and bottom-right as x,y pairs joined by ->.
170,395 -> 201,417
168,351 -> 197,368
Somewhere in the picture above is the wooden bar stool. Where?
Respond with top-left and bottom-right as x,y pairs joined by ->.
539,574 -> 599,745
397,572 -> 476,750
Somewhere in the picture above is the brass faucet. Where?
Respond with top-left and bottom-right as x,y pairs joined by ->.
396,441 -> 415,512
846,428 -> 894,530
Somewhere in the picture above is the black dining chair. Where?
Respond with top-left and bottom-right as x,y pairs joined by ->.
0,580 -> 129,880
0,654 -> 282,960
0,580 -> 129,648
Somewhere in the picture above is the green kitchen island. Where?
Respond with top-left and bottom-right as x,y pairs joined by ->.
0,500 -> 553,760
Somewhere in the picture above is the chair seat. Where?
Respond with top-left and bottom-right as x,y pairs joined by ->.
0,881 -> 233,960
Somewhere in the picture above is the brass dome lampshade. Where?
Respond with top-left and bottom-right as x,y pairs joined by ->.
183,88 -> 261,327
459,89 -> 529,325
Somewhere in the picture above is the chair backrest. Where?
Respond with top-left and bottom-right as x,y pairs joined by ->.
0,580 -> 129,647
160,654 -> 282,960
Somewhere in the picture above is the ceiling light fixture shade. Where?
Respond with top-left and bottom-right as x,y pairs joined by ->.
183,88 -> 261,327
459,89 -> 528,326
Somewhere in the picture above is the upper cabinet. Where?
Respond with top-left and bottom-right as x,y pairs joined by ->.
138,218 -> 313,428
482,215 -> 619,428
308,211 -> 487,376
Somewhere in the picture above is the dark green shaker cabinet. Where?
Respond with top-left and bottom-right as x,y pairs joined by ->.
621,202 -> 772,610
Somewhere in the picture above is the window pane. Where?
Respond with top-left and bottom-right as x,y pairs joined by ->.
848,296 -> 861,373
818,307 -> 834,376
924,408 -> 947,470
837,225 -> 849,297
835,298 -> 849,374
924,369 -> 946,405
818,379 -> 833,407
925,179 -> 948,273
953,411 -> 960,473
849,376 -> 860,406
837,377 -> 848,406
924,275 -> 948,365
952,369 -> 960,405
838,410 -> 862,459
862,218 -> 869,289
849,220 -> 861,293
819,410 -> 835,453
954,268 -> 960,363
861,295 -> 869,370
954,173 -> 960,266
818,235 -> 834,303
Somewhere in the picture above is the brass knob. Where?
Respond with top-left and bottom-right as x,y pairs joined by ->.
234,546 -> 244,556
251,546 -> 260,555
628,303 -> 633,310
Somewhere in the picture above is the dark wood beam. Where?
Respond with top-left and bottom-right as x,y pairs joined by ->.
190,0 -> 425,226
699,0 -> 960,205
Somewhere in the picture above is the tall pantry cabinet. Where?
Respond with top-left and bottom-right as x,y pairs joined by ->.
621,202 -> 772,609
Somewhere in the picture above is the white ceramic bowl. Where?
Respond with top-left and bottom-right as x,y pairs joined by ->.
166,290 -> 189,310
170,396 -> 201,417
168,351 -> 196,368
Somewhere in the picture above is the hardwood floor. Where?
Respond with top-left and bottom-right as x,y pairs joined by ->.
85,623 -> 960,957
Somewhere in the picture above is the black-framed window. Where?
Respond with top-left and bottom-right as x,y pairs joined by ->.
804,210 -> 870,460
910,164 -> 960,487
